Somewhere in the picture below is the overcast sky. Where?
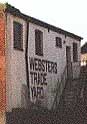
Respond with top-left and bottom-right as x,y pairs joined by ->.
1,0 -> 87,46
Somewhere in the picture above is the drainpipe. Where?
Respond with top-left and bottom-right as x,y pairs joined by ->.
25,21 -> 30,99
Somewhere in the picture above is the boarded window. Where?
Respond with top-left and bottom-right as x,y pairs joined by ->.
56,37 -> 62,48
13,21 -> 23,50
73,43 -> 78,62
35,30 -> 43,56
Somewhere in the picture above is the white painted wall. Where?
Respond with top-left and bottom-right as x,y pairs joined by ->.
6,13 -> 27,111
6,14 -> 81,111
28,22 -> 81,109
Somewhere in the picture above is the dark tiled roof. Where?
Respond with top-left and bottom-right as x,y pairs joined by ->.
81,42 -> 87,54
5,3 -> 83,41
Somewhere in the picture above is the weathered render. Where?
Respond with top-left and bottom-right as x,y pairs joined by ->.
0,3 -> 82,112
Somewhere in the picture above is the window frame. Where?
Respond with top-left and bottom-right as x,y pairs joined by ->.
35,29 -> 43,56
13,21 -> 23,51
55,37 -> 62,48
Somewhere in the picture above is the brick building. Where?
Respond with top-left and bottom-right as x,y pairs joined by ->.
81,42 -> 87,66
0,3 -> 82,113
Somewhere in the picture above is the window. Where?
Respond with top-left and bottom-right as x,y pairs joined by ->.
73,43 -> 78,62
35,30 -> 43,56
13,21 -> 23,50
56,37 -> 62,48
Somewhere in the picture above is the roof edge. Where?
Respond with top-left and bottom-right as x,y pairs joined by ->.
5,3 -> 83,41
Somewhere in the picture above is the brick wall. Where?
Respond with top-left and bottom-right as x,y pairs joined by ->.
0,9 -> 6,112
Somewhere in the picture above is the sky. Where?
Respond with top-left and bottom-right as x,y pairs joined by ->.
1,0 -> 87,46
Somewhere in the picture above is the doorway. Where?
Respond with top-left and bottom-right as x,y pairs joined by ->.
66,46 -> 72,79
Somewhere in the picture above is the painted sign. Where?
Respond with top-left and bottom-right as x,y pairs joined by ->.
29,57 -> 57,101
